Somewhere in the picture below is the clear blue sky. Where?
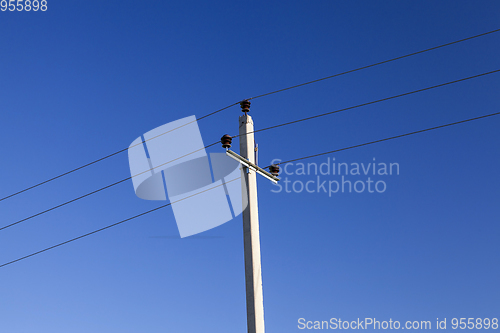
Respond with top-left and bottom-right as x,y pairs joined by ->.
0,1 -> 499,332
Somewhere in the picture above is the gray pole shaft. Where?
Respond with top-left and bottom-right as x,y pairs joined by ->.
239,113 -> 265,333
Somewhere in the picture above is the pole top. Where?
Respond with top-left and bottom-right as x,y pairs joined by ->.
240,100 -> 251,113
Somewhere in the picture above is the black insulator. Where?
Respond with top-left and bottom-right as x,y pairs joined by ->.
240,99 -> 251,112
269,164 -> 280,177
221,134 -> 232,148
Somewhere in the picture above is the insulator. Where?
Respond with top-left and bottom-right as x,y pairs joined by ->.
269,164 -> 280,177
221,134 -> 232,148
240,99 -> 251,112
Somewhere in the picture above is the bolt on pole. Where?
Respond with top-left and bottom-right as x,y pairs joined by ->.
239,100 -> 265,333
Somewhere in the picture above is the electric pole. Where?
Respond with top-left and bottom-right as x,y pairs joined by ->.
239,100 -> 265,333
221,100 -> 280,333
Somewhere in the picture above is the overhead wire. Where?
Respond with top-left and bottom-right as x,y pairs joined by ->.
0,141 -> 219,232
246,28 -> 500,100
1,69 -> 498,232
233,69 -> 500,139
264,111 -> 500,168
0,103 -> 238,203
0,176 -> 242,269
1,28 -> 498,202
2,110 -> 499,269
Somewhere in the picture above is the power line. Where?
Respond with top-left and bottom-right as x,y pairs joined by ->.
247,28 -> 500,100
2,69 -> 498,232
265,111 -> 500,168
0,141 -> 219,232
234,68 -> 500,138
2,110 -> 499,269
1,28 -> 498,203
0,177 -> 241,269
0,103 -> 238,203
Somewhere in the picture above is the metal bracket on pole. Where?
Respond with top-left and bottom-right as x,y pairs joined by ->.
226,149 -> 280,184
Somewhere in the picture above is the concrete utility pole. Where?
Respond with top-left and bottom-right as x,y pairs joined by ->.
221,100 -> 279,333
239,100 -> 265,333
